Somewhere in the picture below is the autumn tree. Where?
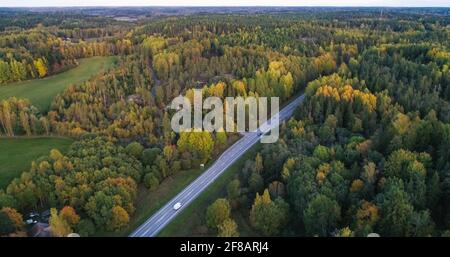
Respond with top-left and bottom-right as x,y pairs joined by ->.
206,198 -> 231,230
178,131 -> 215,163
59,206 -> 80,227
354,201 -> 379,236
218,218 -> 239,237
33,58 -> 47,78
254,153 -> 263,174
250,189 -> 289,236
109,205 -> 130,231
0,207 -> 24,231
49,208 -> 72,237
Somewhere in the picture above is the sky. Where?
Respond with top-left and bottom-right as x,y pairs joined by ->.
0,0 -> 449,8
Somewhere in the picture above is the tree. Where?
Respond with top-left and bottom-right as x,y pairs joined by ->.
33,58 -> 47,78
227,179 -> 241,201
268,181 -> 286,199
85,191 -> 115,228
206,198 -> 231,229
313,145 -> 330,161
248,172 -> 264,193
153,52 -> 180,80
254,153 -> 263,173
250,189 -> 289,236
0,60 -> 11,84
177,131 -> 215,163
303,194 -> 341,236
142,148 -> 161,166
362,162 -> 377,184
0,212 -> 14,236
0,207 -> 24,231
142,36 -> 166,57
9,59 -> 26,81
281,72 -> 294,100
77,219 -> 95,237
354,201 -> 379,236
49,208 -> 72,237
218,218 -> 239,237
163,145 -> 174,161
383,149 -> 428,209
410,210 -> 435,237
144,173 -> 159,190
426,171 -> 441,211
281,157 -> 296,181
50,149 -> 64,161
59,206 -> 80,227
126,142 -> 144,159
0,192 -> 17,209
109,205 -> 130,231
335,227 -> 354,237
377,179 -> 414,236
288,165 -> 317,221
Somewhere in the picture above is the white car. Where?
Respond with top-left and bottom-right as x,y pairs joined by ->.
173,202 -> 182,210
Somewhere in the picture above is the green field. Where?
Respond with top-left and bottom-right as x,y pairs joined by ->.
0,137 -> 73,189
0,56 -> 116,112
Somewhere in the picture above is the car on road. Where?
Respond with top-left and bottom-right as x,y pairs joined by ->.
173,202 -> 182,210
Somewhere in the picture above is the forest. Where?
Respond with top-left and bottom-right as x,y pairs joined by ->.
0,7 -> 449,237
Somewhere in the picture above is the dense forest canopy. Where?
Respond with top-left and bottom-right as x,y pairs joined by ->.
0,7 -> 449,237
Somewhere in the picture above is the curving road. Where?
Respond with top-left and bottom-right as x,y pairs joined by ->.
130,94 -> 306,237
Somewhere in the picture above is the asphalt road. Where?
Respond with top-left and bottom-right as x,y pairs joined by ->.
129,93 -> 306,237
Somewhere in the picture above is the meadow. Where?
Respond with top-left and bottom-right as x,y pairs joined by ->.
0,137 -> 73,189
0,56 -> 116,112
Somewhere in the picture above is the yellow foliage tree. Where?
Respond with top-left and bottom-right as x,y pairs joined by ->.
218,218 -> 239,237
33,58 -> 47,78
109,205 -> 130,231
49,208 -> 72,237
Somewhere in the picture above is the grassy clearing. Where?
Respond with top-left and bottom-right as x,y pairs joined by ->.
0,56 -> 116,112
158,143 -> 262,237
0,137 -> 73,189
